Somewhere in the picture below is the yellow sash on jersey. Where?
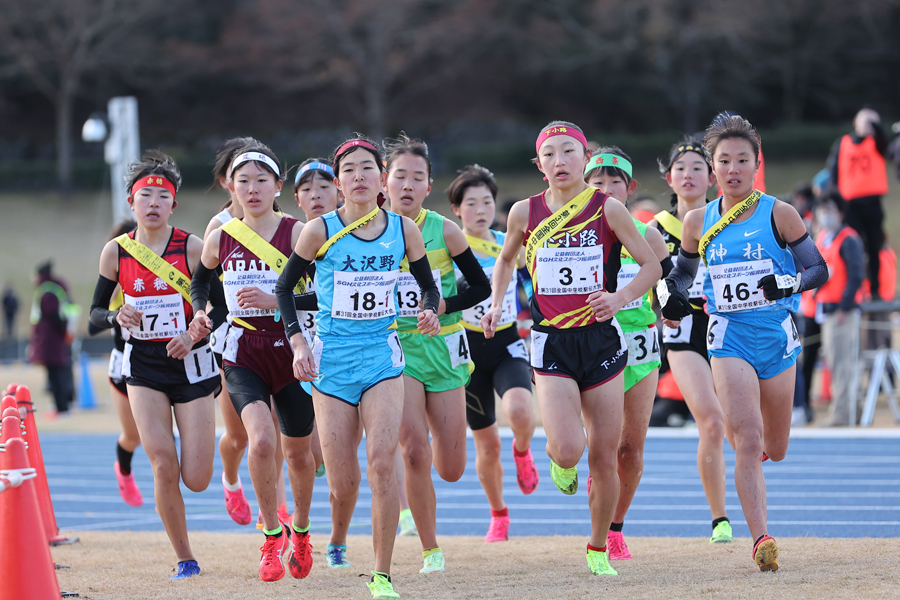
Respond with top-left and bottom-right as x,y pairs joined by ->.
525,187 -> 597,279
316,206 -> 380,259
466,235 -> 503,258
221,218 -> 305,294
109,289 -> 125,311
699,190 -> 761,265
413,208 -> 427,227
654,210 -> 683,240
115,234 -> 192,302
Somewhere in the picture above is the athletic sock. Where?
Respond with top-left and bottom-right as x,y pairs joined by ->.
587,543 -> 606,553
609,521 -> 623,533
222,472 -> 242,492
116,443 -> 134,475
513,444 -> 529,457
292,520 -> 310,535
423,547 -> 441,558
712,517 -> 730,531
490,507 -> 509,518
264,524 -> 284,537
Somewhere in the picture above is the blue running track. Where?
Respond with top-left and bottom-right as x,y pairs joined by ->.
45,430 -> 900,539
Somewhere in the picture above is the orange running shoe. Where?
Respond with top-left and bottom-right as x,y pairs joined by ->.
288,529 -> 313,578
259,532 -> 288,582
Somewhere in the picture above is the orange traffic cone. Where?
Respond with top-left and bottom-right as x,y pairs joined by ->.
0,437 -> 61,600
1,395 -> 16,413
0,412 -> 23,528
3,382 -> 17,396
819,366 -> 832,403
15,385 -> 78,546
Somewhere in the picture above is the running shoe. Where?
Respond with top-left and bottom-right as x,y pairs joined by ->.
586,548 -> 618,576
114,461 -> 143,507
587,475 -> 592,495
485,514 -> 510,543
710,520 -> 733,543
550,460 -> 578,495
315,462 -> 326,478
259,533 -> 288,582
398,508 -> 418,537
512,439 -> 539,495
169,560 -> 200,580
368,571 -> 401,599
606,531 -> 632,560
762,452 -> 770,462
326,544 -> 353,568
419,550 -> 445,574
278,504 -> 292,537
753,535 -> 779,572
287,531 -> 313,578
223,472 -> 252,526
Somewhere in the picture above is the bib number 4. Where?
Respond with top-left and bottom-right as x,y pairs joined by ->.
444,329 -> 472,369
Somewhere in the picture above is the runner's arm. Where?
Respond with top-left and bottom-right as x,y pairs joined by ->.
90,241 -> 122,329
481,200 -> 528,337
758,201 -> 828,300
276,218 -> 326,344
441,220 -> 491,313
605,198 -> 662,308
644,226 -> 674,277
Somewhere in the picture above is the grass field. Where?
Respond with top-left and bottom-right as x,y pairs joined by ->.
3,159 -> 898,340
51,532 -> 900,600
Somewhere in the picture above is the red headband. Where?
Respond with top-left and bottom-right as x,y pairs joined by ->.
535,126 -> 588,156
335,139 -> 379,159
131,175 -> 176,198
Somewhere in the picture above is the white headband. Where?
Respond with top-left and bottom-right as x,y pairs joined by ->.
230,152 -> 281,178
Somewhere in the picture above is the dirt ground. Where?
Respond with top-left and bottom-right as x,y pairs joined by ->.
49,532 -> 900,600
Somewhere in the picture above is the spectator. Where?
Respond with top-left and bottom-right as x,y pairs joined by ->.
29,261 -> 77,419
887,121 -> 900,182
2,284 -> 18,339
813,192 -> 864,426
827,107 -> 890,298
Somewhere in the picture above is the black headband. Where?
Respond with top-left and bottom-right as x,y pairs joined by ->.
668,143 -> 709,168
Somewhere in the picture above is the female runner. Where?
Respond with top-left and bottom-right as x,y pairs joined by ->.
482,121 -> 661,576
385,135 -> 491,573
446,164 -> 539,543
89,152 -> 220,579
651,136 -> 733,544
190,143 -> 317,582
275,135 -> 441,600
660,114 -> 827,571
584,147 -> 672,559
204,137 -> 291,530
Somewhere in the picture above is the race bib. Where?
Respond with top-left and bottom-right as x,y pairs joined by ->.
223,326 -> 244,363
387,331 -> 405,368
311,336 -> 323,372
706,316 -> 729,350
121,344 -> 133,379
462,267 -> 516,328
184,345 -> 218,384
507,338 -> 529,361
395,269 -> 441,317
108,349 -> 124,380
444,328 -> 472,369
210,322 -> 230,355
616,263 -> 643,310
782,314 -> 801,355
530,331 -> 548,368
124,293 -> 187,341
331,271 -> 399,320
299,277 -> 318,341
222,269 -> 278,318
662,313 -> 693,345
535,245 -> 603,296
624,328 -> 660,366
708,259 -> 774,312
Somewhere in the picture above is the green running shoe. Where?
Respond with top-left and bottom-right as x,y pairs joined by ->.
586,549 -> 618,576
419,549 -> 445,574
398,508 -> 418,537
315,462 -> 326,478
550,460 -> 578,495
709,520 -> 733,543
367,571 -> 400,599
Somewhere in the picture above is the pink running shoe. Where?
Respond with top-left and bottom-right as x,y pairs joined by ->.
223,472 -> 252,526
607,530 -> 633,560
587,475 -> 592,495
114,461 -> 143,507
512,439 -> 539,495
485,514 -> 510,543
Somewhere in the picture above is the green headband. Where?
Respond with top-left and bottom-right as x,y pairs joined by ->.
584,153 -> 633,178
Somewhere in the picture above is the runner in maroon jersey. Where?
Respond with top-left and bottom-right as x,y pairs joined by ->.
481,121 -> 661,576
189,142 -> 317,583
89,151 -> 221,580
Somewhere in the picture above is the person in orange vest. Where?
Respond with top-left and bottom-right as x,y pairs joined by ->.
814,191 -> 865,426
827,107 -> 889,298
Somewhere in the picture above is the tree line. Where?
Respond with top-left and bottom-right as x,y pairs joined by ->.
0,0 -> 898,190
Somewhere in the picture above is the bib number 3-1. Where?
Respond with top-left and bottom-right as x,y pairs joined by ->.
444,329 -> 472,369
535,245 -> 603,296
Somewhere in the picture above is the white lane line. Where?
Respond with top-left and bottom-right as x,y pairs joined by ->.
435,517 -> 900,526
486,427 -> 900,440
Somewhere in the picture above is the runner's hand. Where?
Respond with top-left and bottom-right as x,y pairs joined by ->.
659,280 -> 691,320
116,304 -> 142,329
662,317 -> 682,329
418,309 -> 440,337
757,274 -> 797,301
588,290 -> 624,322
480,306 -> 502,339
237,286 -> 277,310
291,334 -> 317,382
189,310 -> 212,343
166,331 -> 193,360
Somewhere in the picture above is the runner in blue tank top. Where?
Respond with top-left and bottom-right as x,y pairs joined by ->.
660,114 -> 827,573
274,135 -> 440,600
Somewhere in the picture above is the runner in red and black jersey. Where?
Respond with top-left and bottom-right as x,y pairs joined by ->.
89,152 -> 222,580
481,121 -> 661,576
